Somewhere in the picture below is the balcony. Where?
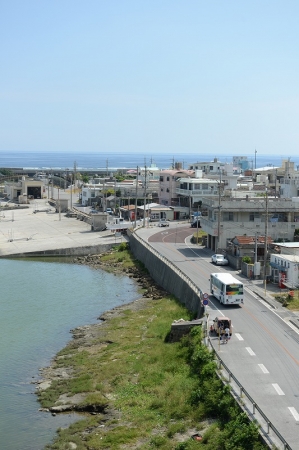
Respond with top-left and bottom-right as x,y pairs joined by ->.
176,188 -> 218,196
200,216 -> 295,240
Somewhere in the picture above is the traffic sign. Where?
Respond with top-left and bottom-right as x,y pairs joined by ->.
203,299 -> 209,306
203,292 -> 209,299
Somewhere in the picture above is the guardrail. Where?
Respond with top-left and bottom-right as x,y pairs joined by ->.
132,230 -> 203,314
132,229 -> 292,449
208,336 -> 292,450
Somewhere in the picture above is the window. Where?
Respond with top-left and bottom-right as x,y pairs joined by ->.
201,184 -> 209,190
166,188 -> 169,192
249,212 -> 260,221
166,176 -> 170,181
159,176 -> 163,182
223,212 -> 234,221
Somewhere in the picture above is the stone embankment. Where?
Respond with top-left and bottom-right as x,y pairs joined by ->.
73,253 -> 167,300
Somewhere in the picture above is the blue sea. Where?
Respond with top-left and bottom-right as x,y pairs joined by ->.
0,151 -> 298,171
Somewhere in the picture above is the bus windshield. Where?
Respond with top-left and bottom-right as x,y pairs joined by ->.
226,284 -> 243,295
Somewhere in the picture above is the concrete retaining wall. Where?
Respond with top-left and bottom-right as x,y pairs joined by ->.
3,243 -> 116,258
129,231 -> 204,317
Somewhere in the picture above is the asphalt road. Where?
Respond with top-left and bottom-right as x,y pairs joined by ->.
140,222 -> 299,449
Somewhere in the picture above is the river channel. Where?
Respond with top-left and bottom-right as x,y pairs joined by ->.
0,257 -> 139,450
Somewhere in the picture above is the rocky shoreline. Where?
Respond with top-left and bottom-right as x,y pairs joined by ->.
36,251 -> 166,417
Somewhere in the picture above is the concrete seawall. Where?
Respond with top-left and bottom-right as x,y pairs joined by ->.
129,231 -> 204,317
3,243 -> 117,258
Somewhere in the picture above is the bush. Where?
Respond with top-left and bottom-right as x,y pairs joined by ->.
242,256 -> 251,264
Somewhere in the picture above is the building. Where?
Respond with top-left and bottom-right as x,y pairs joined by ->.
188,157 -> 225,175
200,196 -> 299,253
270,242 -> 299,288
175,173 -> 218,210
159,169 -> 194,206
4,176 -> 45,201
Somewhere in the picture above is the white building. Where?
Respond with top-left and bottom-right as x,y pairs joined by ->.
188,157 -> 225,175
159,169 -> 194,206
270,243 -> 299,288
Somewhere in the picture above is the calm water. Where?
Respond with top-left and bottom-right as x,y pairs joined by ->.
0,258 -> 139,450
0,150 -> 298,171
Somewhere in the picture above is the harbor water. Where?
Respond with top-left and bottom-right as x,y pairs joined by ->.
0,257 -> 140,450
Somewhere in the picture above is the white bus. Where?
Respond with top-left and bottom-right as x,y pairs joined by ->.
210,273 -> 244,305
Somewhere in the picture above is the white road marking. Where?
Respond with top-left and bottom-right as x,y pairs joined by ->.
244,287 -> 259,299
235,333 -> 244,341
258,364 -> 269,374
288,407 -> 299,421
272,383 -> 285,395
246,347 -> 256,356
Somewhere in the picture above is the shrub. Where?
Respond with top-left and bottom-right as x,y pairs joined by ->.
242,256 -> 251,264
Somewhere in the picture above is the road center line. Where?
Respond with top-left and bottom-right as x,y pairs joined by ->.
272,383 -> 285,395
246,347 -> 255,356
258,364 -> 269,373
288,407 -> 299,421
234,333 -> 244,341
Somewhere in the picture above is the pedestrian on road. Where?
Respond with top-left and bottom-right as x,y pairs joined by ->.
224,327 -> 230,344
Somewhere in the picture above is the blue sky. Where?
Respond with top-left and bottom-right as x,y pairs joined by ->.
1,1 -> 298,155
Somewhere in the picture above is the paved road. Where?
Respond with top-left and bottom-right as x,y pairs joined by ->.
138,223 -> 299,450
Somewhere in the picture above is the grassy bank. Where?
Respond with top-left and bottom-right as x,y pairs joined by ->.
39,245 -> 267,449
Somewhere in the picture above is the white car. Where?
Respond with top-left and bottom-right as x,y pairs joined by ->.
158,219 -> 169,227
211,254 -> 229,265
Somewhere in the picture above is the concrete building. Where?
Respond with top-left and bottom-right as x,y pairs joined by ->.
232,156 -> 251,172
200,196 -> 299,253
188,157 -> 225,175
175,170 -> 231,211
4,177 -> 45,201
159,169 -> 194,206
269,242 -> 299,288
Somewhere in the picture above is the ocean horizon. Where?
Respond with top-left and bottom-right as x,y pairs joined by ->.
0,151 -> 298,171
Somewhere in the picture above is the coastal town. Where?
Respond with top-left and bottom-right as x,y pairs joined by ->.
1,155 -> 299,290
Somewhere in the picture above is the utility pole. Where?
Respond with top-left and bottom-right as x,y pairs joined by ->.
263,188 -> 268,296
143,163 -> 147,227
51,168 -> 54,198
73,161 -> 77,190
216,171 -> 222,252
134,166 -> 138,228
70,173 -> 73,209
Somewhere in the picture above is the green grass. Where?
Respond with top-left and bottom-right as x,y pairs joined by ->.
41,245 -> 268,449
273,290 -> 299,310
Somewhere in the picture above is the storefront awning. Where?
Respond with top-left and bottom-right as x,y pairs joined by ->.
270,262 -> 287,272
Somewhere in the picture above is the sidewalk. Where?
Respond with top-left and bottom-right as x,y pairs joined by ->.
244,278 -> 299,330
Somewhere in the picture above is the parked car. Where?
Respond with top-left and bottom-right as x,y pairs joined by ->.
105,208 -> 113,215
210,316 -> 232,338
211,254 -> 229,265
158,218 -> 169,227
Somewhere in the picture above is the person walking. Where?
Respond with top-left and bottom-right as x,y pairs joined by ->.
224,327 -> 230,344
